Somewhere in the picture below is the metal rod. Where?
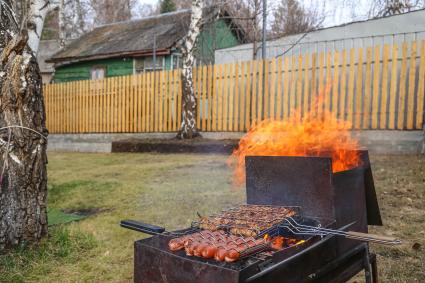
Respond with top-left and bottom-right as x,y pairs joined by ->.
364,244 -> 373,283
279,217 -> 401,245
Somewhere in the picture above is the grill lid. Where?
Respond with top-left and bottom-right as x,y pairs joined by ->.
245,151 -> 382,227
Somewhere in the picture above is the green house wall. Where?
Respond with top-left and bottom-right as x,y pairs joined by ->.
54,57 -> 134,82
196,19 -> 240,65
53,18 -> 241,82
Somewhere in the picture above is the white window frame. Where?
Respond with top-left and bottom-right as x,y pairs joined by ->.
90,66 -> 106,80
133,57 -> 165,74
171,53 -> 182,70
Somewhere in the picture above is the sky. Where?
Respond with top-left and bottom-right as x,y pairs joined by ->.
134,0 -> 372,28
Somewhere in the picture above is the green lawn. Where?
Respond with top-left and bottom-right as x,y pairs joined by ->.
0,153 -> 424,282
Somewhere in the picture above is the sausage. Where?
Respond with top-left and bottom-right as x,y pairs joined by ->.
194,242 -> 208,257
214,247 -> 227,261
168,238 -> 186,251
185,240 -> 200,256
224,249 -> 240,262
202,245 -> 217,258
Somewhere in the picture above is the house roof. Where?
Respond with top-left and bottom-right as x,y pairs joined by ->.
48,6 -> 245,65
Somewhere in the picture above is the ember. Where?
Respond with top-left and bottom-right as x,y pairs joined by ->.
228,99 -> 362,185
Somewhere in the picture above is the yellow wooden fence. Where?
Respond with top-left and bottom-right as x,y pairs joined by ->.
44,40 -> 425,133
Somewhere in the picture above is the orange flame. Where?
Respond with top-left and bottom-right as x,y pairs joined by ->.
228,98 -> 361,186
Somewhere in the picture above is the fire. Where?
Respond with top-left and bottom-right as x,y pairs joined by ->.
228,99 -> 361,186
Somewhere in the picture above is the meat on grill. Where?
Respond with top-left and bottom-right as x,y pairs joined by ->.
168,230 -> 266,262
199,205 -> 296,237
168,230 -> 294,263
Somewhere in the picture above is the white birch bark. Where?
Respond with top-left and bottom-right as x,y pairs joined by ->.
58,0 -> 66,48
177,0 -> 203,139
0,0 -> 48,251
75,0 -> 85,36
27,0 -> 53,53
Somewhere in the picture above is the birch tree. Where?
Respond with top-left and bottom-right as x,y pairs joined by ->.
0,0 -> 51,251
90,0 -> 132,25
269,0 -> 323,38
177,0 -> 203,139
58,0 -> 66,47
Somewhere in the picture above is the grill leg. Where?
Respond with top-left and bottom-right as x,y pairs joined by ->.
363,244 -> 373,283
371,254 -> 378,283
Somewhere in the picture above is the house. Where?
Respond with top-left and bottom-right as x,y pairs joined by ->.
215,8 -> 425,64
37,40 -> 62,84
47,7 -> 246,82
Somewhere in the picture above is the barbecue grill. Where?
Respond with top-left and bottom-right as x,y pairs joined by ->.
121,150 -> 397,283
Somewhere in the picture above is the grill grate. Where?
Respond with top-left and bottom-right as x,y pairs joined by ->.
197,204 -> 298,237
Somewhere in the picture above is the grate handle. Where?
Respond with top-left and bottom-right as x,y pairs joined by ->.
345,231 -> 401,245
120,219 -> 165,235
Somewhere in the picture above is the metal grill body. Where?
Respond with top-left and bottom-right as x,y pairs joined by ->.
133,150 -> 381,283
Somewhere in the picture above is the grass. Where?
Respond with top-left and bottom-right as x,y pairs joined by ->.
0,153 -> 424,282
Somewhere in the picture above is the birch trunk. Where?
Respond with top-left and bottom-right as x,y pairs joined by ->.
75,0 -> 85,36
58,0 -> 66,48
0,0 -> 48,252
177,0 -> 203,139
27,0 -> 51,54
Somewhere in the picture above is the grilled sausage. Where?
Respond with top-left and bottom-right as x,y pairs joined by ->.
168,238 -> 185,251
202,245 -> 217,258
224,249 -> 240,262
194,242 -> 208,257
214,247 -> 227,261
185,240 -> 201,256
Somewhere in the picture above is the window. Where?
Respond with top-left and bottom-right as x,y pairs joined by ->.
134,56 -> 164,73
172,53 -> 182,70
91,66 -> 106,80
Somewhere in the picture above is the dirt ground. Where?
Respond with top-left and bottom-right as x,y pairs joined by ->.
0,153 -> 423,282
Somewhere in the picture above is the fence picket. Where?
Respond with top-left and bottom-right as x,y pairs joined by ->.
276,57 -> 283,120
202,66 -> 208,131
171,70 -> 177,131
371,46 -> 380,129
339,50 -> 347,121
381,45 -> 390,129
363,47 -> 373,129
217,64 -> 223,130
234,63 -> 239,130
387,46 -> 401,129
355,48 -> 364,129
325,52 -> 332,113
417,41 -> 425,128
297,55 -> 303,113
250,61 -> 257,126
228,64 -> 235,131
311,53 -> 317,111
289,56 -> 296,116
332,51 -> 339,119
318,52 -> 325,116
212,65 -> 218,131
245,61 -> 252,129
407,41 -> 417,129
303,54 -> 310,116
346,49 -> 355,125
283,57 -> 290,119
397,43 -> 408,129
270,59 -> 276,120
264,60 -> 270,118
239,62 -> 245,130
257,60 -> 263,123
